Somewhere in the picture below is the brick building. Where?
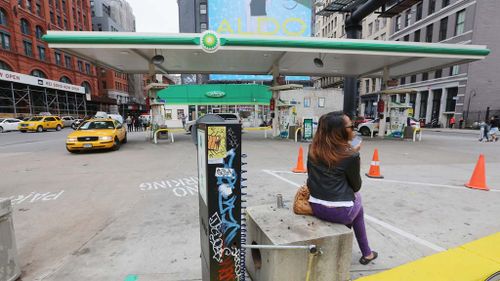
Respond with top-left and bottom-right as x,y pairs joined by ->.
0,0 -> 108,117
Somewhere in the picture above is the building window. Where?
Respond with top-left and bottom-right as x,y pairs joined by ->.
0,60 -> 12,70
20,19 -> 31,35
400,77 -> 406,85
405,9 -> 411,27
85,63 -> 91,74
318,97 -> 325,108
55,51 -> 62,65
395,16 -> 401,31
81,81 -> 91,95
442,0 -> 450,8
414,29 -> 421,42
435,69 -> 442,78
36,3 -> 41,15
425,24 -> 433,42
55,0 -> 59,9
404,35 -> 409,41
60,76 -> 71,84
200,3 -> 207,14
26,0 -> 32,11
368,23 -> 373,35
57,15 -> 61,26
455,9 -> 466,36
439,17 -> 448,41
365,80 -> 370,93
37,45 -> 45,60
50,12 -> 55,24
77,60 -> 83,72
411,75 -> 416,83
64,19 -> 68,29
35,26 -> 44,39
102,81 -> 106,89
0,32 -> 10,50
30,69 -> 46,78
200,23 -> 207,32
422,72 -> 428,80
304,97 -> 310,108
64,55 -> 72,68
450,65 -> 460,76
0,8 -> 8,26
428,0 -> 436,15
23,40 -> 33,57
416,3 -> 423,21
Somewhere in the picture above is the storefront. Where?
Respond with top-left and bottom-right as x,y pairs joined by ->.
0,69 -> 87,118
157,84 -> 272,127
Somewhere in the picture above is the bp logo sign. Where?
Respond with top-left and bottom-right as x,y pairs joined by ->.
200,31 -> 220,53
205,91 -> 225,98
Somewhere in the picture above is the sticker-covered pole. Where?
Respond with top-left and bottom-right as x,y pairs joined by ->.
197,122 -> 244,281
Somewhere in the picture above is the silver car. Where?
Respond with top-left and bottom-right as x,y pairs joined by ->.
61,116 -> 76,128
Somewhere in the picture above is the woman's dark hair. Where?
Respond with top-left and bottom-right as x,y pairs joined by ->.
309,111 -> 353,168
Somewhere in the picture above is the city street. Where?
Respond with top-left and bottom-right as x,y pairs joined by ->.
1,129 -> 499,280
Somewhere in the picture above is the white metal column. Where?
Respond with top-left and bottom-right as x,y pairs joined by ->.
439,88 -> 448,127
425,90 -> 434,122
415,92 -> 422,119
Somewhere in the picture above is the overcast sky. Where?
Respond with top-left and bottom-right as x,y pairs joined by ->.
127,0 -> 179,33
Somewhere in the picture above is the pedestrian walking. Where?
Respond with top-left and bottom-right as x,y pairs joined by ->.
487,116 -> 499,142
142,117 -> 148,131
126,116 -> 132,131
449,116 -> 456,129
306,111 -> 377,265
181,113 -> 187,129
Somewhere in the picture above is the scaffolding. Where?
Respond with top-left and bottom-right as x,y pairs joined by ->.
0,81 -> 87,117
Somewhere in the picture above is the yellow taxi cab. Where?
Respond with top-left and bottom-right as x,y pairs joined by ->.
66,118 -> 127,153
18,116 -> 64,132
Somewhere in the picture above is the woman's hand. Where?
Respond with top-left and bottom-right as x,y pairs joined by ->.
353,144 -> 362,153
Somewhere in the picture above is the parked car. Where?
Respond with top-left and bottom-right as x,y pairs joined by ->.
184,113 -> 241,133
353,116 -> 373,128
66,118 -> 127,153
357,117 -> 420,136
0,118 -> 22,133
357,118 -> 380,136
18,116 -> 64,133
61,116 -> 76,128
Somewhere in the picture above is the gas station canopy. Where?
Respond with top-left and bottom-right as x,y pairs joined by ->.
43,31 -> 490,78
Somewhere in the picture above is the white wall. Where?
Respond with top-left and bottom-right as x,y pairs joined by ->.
280,88 -> 344,123
163,105 -> 189,128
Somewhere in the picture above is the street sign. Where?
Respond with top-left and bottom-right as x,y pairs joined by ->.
303,118 -> 314,141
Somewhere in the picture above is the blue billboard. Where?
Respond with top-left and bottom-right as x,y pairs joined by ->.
208,0 -> 312,81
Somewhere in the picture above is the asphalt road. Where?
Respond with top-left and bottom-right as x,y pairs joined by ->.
0,128 -> 499,280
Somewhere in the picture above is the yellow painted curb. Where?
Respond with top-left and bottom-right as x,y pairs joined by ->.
356,232 -> 500,281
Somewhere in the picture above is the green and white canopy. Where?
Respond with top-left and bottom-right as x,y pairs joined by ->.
43,31 -> 490,78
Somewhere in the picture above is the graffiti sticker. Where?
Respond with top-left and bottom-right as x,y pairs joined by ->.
208,126 -> 227,164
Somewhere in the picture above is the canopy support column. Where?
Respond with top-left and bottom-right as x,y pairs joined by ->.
379,66 -> 390,138
271,64 -> 280,138
343,21 -> 362,119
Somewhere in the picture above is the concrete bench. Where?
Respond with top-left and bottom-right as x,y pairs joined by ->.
245,205 -> 353,281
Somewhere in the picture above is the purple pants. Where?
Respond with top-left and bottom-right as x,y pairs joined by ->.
310,193 -> 372,257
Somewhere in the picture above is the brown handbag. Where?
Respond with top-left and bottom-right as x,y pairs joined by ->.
293,185 -> 313,215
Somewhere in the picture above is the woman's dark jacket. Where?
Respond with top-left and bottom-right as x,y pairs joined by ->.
307,152 -> 362,202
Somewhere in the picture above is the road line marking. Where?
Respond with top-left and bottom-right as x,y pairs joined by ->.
268,170 -> 500,193
364,178 -> 500,193
263,169 -> 446,252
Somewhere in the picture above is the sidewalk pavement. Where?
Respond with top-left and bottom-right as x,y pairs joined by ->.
423,128 -> 479,135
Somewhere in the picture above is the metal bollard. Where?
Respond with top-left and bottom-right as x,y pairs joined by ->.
276,194 -> 284,208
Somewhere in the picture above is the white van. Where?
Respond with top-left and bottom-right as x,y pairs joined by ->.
94,112 -> 124,124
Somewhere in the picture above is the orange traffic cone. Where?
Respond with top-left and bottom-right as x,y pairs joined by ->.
366,149 -> 384,178
292,145 -> 307,173
465,154 -> 489,191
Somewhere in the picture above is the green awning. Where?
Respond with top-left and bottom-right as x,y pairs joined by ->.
157,84 -> 272,105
